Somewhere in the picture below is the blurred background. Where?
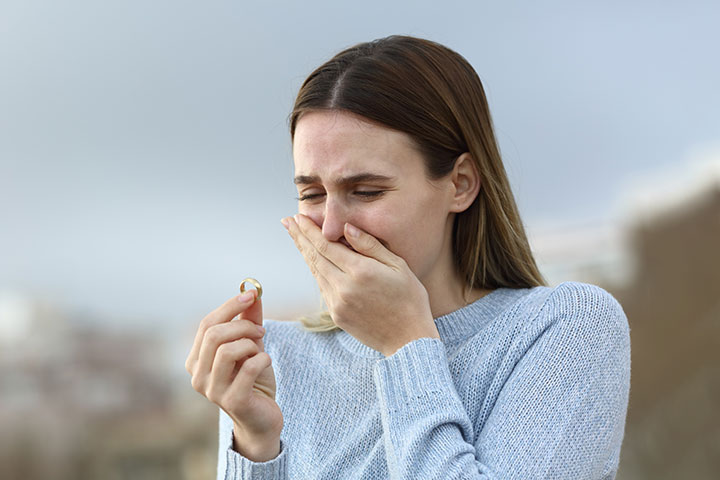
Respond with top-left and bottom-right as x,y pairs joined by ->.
1,1 -> 718,478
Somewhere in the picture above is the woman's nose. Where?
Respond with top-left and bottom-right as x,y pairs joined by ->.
320,199 -> 347,242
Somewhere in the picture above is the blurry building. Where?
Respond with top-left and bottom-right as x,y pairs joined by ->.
0,295 -> 217,480
529,220 -> 635,289
613,182 -> 720,480
531,159 -> 720,479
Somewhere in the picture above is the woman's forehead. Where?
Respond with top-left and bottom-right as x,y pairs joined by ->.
293,111 -> 420,177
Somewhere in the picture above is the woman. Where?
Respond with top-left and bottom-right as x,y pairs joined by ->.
185,35 -> 631,479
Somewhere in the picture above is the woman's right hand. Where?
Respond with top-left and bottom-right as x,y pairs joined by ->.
185,290 -> 284,461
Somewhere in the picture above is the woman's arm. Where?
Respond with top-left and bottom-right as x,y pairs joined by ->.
218,408 -> 288,480
373,282 -> 631,479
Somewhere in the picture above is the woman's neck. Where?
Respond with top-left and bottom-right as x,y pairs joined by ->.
422,216 -> 493,318
423,271 -> 492,319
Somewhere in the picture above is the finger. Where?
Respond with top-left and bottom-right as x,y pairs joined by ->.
227,351 -> 273,403
186,290 -> 257,374
285,216 -> 343,284
344,222 -> 402,268
205,338 -> 261,402
194,319 -> 265,388
292,214 -> 357,273
238,296 -> 266,352
239,295 -> 263,326
283,216 -> 339,307
287,223 -> 339,303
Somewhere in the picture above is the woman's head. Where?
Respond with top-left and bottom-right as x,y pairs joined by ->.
290,35 -> 545,329
293,109 -> 479,293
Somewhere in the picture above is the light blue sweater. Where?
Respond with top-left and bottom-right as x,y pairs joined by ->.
217,281 -> 631,479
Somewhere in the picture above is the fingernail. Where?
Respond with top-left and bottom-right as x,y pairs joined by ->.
293,214 -> 300,224
345,223 -> 360,238
256,325 -> 265,334
238,291 -> 254,303
280,217 -> 289,230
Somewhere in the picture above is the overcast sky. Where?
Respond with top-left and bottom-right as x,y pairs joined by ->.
1,1 -> 718,330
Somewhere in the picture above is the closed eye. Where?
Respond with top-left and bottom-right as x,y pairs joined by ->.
354,191 -> 385,198
296,191 -> 386,202
295,193 -> 325,201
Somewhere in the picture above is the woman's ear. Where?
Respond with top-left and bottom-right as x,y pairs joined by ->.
449,152 -> 481,213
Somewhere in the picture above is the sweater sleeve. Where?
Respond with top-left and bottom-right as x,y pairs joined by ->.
372,283 -> 631,480
216,407 -> 288,480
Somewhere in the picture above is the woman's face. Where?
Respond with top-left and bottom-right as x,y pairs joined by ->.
292,110 -> 456,285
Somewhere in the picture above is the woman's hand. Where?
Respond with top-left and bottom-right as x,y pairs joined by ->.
283,214 -> 440,356
185,291 -> 283,461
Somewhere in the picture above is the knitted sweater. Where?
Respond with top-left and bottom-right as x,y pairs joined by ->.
217,281 -> 631,479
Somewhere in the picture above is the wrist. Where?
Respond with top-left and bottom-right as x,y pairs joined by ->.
232,424 -> 281,462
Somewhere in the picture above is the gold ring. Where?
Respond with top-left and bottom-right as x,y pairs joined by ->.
239,277 -> 262,300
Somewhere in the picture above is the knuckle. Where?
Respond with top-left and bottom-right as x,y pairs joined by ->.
316,240 -> 328,256
199,312 -> 213,328
239,319 -> 259,335
204,326 -> 223,345
205,383 -> 220,404
197,320 -> 211,338
243,353 -> 263,374
249,327 -> 265,340
190,375 -> 203,393
201,308 -> 224,328
216,342 -> 232,360
336,284 -> 353,302
258,352 -> 270,365
352,266 -> 370,283
240,338 -> 259,353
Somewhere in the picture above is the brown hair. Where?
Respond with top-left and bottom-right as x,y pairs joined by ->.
289,35 -> 547,332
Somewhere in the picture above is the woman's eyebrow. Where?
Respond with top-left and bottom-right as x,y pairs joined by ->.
293,173 -> 396,186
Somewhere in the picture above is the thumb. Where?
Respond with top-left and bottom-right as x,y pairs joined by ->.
239,291 -> 263,327
344,223 -> 399,267
240,293 -> 265,352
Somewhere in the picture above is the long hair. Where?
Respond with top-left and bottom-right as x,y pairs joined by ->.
289,35 -> 547,332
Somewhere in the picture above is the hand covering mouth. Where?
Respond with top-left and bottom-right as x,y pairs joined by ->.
338,237 -> 357,252
338,235 -> 391,253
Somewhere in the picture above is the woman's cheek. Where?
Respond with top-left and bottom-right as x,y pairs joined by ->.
352,207 -> 390,238
357,211 -> 408,258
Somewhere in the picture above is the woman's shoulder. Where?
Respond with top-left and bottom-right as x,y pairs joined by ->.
519,281 -> 630,346
544,281 -> 627,324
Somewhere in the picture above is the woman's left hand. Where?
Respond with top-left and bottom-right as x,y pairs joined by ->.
282,214 -> 440,356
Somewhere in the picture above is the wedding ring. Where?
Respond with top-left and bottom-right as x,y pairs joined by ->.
239,277 -> 263,300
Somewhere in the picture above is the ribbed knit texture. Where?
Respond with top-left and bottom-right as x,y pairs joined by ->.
217,281 -> 631,479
